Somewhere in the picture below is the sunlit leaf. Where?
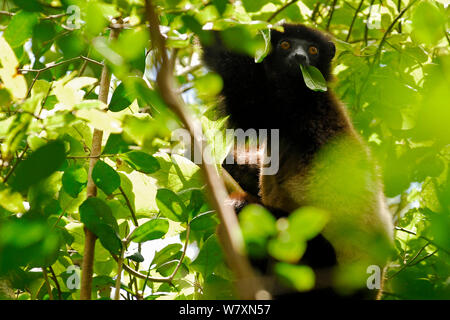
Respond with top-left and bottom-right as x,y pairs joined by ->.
299,64 -> 327,92
156,188 -> 188,222
274,263 -> 315,292
79,197 -> 121,255
9,141 -> 66,192
131,218 -> 170,243
92,160 -> 121,195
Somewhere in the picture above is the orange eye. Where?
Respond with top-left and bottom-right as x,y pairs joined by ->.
309,46 -> 318,55
280,41 -> 291,50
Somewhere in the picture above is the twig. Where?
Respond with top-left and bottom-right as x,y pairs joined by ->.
395,226 -> 450,255
268,0 -> 299,22
66,154 -> 116,159
119,186 -> 138,227
79,27 -> 121,301
177,64 -> 202,77
364,0 -> 376,46
326,0 -> 338,30
114,244 -> 125,300
346,0 -> 364,42
18,56 -> 103,74
144,0 -> 266,300
372,0 -> 419,64
121,224 -> 191,283
49,266 -> 62,300
3,145 -> 29,183
0,10 -> 67,20
42,268 -> 54,300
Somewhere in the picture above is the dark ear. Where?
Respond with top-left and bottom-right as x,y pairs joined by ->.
328,41 -> 336,59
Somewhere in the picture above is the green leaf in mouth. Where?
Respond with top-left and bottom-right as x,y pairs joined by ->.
299,64 -> 328,92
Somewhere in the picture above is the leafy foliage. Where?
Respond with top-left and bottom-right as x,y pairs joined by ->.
0,0 -> 448,300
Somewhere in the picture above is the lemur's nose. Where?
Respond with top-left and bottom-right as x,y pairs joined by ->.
293,51 -> 309,65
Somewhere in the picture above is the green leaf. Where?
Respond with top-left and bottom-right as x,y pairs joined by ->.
299,64 -> 327,92
255,28 -> 271,63
288,206 -> 329,241
9,141 -> 66,192
79,198 -> 122,255
150,243 -> 182,268
194,73 -> 223,98
268,235 -> 306,263
62,166 -> 88,198
92,160 -> 121,195
102,133 -> 132,155
126,251 -> 144,263
191,234 -> 223,278
109,82 -> 133,112
156,188 -> 188,222
12,0 -> 43,12
122,151 -> 160,174
190,211 -> 219,231
412,2 -> 446,46
4,11 -> 39,48
240,204 -> 277,258
131,218 -> 170,243
186,189 -> 206,220
242,0 -> 271,12
240,204 -> 277,240
274,263 -> 315,292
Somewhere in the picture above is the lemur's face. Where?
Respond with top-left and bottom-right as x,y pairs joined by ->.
265,25 -> 336,81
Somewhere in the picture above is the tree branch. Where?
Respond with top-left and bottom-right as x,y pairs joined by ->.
79,27 -> 121,300
268,0 -> 299,22
144,0 -> 267,300
119,224 -> 191,284
345,0 -> 364,42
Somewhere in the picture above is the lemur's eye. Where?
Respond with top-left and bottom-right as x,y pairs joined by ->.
309,46 -> 319,55
280,41 -> 291,50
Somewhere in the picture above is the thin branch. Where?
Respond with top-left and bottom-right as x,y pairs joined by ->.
114,244 -> 125,300
372,0 -> 419,64
119,186 -> 138,227
144,0 -> 267,300
80,27 -> 121,301
408,249 -> 438,267
346,0 -> 364,42
364,0 -> 376,46
0,10 -> 67,20
326,0 -> 338,30
42,268 -> 54,300
49,266 -> 62,300
395,226 -> 450,255
268,0 -> 299,22
18,56 -> 103,74
3,145 -> 29,183
177,63 -> 202,77
66,154 -> 116,159
121,224 -> 191,283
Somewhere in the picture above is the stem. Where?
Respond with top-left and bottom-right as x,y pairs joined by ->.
144,0 -> 266,300
122,225 -> 191,283
42,268 -> 53,300
49,266 -> 62,300
346,0 -> 364,42
268,0 -> 299,22
18,56 -> 103,74
3,145 -> 29,183
79,27 -> 121,300
326,0 -> 338,30
364,0 -> 376,46
114,245 -> 125,300
119,186 -> 138,227
372,0 -> 418,64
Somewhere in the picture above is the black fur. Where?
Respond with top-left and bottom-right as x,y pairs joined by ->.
202,24 -> 374,299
